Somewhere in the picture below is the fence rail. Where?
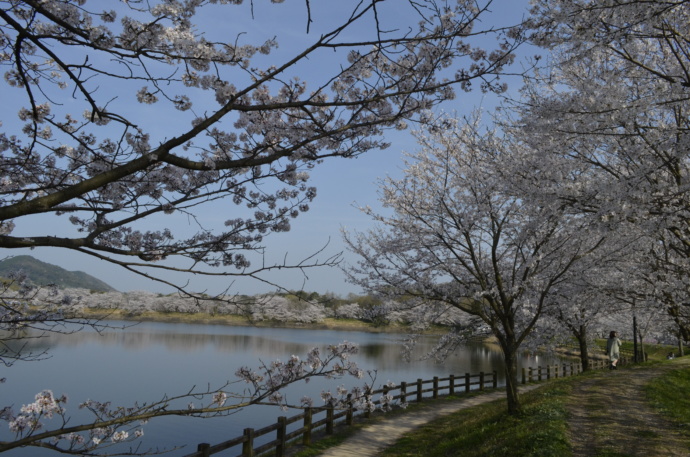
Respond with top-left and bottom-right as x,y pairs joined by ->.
183,356 -> 627,457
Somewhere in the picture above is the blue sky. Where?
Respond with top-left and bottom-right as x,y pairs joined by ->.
0,0 -> 533,297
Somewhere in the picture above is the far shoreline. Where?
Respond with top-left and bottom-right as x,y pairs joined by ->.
73,309 -> 609,361
79,308 -> 450,335
78,309 -> 607,361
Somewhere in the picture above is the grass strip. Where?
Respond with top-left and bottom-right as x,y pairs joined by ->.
644,363 -> 690,427
377,382 -> 572,457
282,431 -> 358,457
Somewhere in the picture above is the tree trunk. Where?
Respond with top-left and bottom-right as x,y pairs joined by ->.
502,342 -> 522,415
679,335 -> 685,357
633,314 -> 639,363
639,339 -> 646,363
577,325 -> 590,371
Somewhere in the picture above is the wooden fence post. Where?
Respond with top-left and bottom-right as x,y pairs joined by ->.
449,374 -> 455,395
417,379 -> 423,402
400,382 -> 407,402
547,365 -> 551,380
479,372 -> 485,391
492,370 -> 498,389
276,416 -> 287,457
346,405 -> 353,426
528,367 -> 533,382
538,366 -> 543,381
465,373 -> 470,393
303,408 -> 312,446
433,376 -> 439,399
326,407 -> 334,435
346,394 -> 353,426
242,428 -> 254,457
197,443 -> 210,457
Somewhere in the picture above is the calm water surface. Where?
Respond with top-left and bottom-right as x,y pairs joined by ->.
3,321 -> 561,456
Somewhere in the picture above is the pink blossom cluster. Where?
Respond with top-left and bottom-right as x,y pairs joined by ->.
233,341 -> 364,409
8,390 -> 66,434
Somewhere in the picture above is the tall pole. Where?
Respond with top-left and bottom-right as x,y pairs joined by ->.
632,299 -> 639,363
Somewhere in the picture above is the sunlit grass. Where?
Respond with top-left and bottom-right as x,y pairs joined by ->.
641,343 -> 682,361
376,382 -> 573,457
589,338 -> 677,363
644,362 -> 690,426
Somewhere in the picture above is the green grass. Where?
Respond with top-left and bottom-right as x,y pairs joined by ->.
589,339 -> 678,363
592,452 -> 631,457
641,343 -> 681,361
644,363 -> 690,426
272,428 -> 361,457
376,382 -> 573,457
283,433 -> 355,457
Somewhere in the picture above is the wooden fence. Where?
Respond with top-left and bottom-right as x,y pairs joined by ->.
182,357 -> 627,457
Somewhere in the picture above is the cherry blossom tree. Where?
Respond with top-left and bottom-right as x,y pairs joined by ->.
247,293 -> 327,323
0,0 -> 523,296
343,113 -> 604,414
0,0 -> 528,453
632,236 -> 690,355
536,274 -> 616,371
535,230 -> 651,370
333,302 -> 363,319
522,0 -> 690,343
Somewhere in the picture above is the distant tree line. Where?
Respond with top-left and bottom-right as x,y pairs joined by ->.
6,286 -> 474,327
5,286 -> 678,350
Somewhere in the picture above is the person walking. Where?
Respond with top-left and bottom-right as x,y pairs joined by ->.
606,331 -> 622,369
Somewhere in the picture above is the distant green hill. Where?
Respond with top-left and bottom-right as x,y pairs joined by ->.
0,255 -> 117,292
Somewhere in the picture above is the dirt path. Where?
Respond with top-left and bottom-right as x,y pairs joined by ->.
566,357 -> 690,457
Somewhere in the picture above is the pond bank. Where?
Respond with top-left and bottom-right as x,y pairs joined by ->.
78,308 -> 449,334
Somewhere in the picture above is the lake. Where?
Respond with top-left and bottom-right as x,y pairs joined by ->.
2,321 -> 561,456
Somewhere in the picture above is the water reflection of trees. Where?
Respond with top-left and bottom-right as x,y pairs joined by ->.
17,326 -> 420,355
11,325 -> 559,381
17,328 -> 312,356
